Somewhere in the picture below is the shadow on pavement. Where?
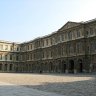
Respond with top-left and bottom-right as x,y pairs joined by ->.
22,76 -> 96,96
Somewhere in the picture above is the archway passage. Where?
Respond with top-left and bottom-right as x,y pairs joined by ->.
50,62 -> 54,72
69,60 -> 74,73
78,59 -> 83,73
39,63 -> 43,73
44,62 -> 48,72
9,64 -> 13,71
0,64 -> 2,70
4,64 -> 7,71
62,61 -> 66,73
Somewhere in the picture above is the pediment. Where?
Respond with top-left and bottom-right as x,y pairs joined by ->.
59,21 -> 81,31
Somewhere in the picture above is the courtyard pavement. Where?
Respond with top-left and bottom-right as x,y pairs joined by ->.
0,81 -> 64,96
0,73 -> 95,96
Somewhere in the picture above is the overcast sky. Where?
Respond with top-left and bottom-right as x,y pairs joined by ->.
0,0 -> 96,42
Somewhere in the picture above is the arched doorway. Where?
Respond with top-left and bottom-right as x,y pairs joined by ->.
40,63 -> 43,73
62,60 -> 66,73
57,60 -> 62,73
50,62 -> 53,72
4,64 -> 7,71
0,64 -> 2,70
50,62 -> 52,72
9,64 -> 13,71
45,62 -> 48,72
78,59 -> 83,73
69,60 -> 74,73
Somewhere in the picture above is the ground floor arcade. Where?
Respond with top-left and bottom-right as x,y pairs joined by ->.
0,55 -> 96,73
0,62 -> 15,72
15,56 -> 96,73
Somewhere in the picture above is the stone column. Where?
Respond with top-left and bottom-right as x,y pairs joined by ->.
65,59 -> 69,73
2,63 -> 5,72
74,59 -> 77,74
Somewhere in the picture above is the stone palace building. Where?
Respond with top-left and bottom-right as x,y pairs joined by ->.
0,18 -> 96,73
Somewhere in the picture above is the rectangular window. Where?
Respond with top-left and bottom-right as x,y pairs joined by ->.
38,41 -> 40,47
46,39 -> 48,46
65,32 -> 67,40
16,56 -> 19,61
67,43 -> 71,54
76,42 -> 82,53
42,52 -> 44,58
10,46 -> 13,51
31,44 -> 32,49
50,51 -> 53,57
17,47 -> 19,51
42,40 -> 44,47
57,36 -> 60,43
9,64 -> 13,70
10,54 -> 12,60
94,42 -> 96,51
34,54 -> 35,59
70,45 -> 74,54
0,45 -> 3,50
27,45 -> 29,50
5,45 -> 8,50
5,55 -> 7,60
90,28 -> 94,35
14,46 -> 17,51
61,47 -> 64,55
90,42 -> 95,52
68,31 -> 72,40
19,55 -> 22,61
30,54 -> 32,60
50,38 -> 53,45
86,31 -> 89,36
77,31 -> 81,37
24,46 -> 26,51
27,54 -> 29,60
20,47 -> 21,51
0,55 -> 2,60
0,64 -> 2,70
61,34 -> 64,41
46,51 -> 49,58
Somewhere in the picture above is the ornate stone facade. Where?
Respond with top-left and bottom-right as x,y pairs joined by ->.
0,18 -> 96,73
